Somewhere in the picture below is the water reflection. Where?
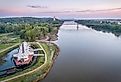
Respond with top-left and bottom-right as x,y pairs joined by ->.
43,21 -> 121,82
0,48 -> 18,71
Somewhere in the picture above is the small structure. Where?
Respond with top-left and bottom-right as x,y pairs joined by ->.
118,21 -> 121,25
53,16 -> 56,21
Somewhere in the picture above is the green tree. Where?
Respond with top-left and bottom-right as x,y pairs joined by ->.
24,29 -> 37,42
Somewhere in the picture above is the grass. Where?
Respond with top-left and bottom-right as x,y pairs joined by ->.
0,43 -> 16,51
0,32 -> 21,57
0,32 -> 20,51
0,43 -> 20,65
0,33 -> 20,64
0,43 -> 20,57
0,42 -> 59,82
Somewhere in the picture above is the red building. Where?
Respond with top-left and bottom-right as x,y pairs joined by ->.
13,42 -> 34,66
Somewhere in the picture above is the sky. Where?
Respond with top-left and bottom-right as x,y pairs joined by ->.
0,0 -> 121,19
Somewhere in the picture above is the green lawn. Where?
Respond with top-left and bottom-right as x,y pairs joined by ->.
0,42 -> 58,82
0,43 -> 15,50
0,33 -> 20,65
0,37 -> 20,56
0,43 -> 20,57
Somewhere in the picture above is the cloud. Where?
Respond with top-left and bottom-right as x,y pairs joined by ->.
0,7 -> 121,18
35,7 -> 121,14
27,5 -> 48,9
76,7 -> 121,13
45,10 -> 78,13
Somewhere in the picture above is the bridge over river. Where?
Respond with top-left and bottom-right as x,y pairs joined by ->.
62,21 -> 79,30
63,21 -> 78,25
43,21 -> 121,82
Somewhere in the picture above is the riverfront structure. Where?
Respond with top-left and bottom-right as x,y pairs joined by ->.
13,42 -> 34,66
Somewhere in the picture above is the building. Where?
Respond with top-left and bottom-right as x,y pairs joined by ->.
13,42 -> 34,66
118,21 -> 121,25
53,16 -> 56,21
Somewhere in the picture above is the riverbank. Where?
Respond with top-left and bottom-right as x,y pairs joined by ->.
0,43 -> 20,64
42,21 -> 121,82
0,17 -> 62,82
76,20 -> 121,37
0,42 -> 59,82
39,42 -> 60,82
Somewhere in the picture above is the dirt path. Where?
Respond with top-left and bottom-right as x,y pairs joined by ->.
1,42 -> 47,82
0,43 -> 20,54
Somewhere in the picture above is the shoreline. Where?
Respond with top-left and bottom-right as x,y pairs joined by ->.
0,43 -> 20,65
38,42 -> 60,82
0,42 -> 60,82
0,23 -> 61,81
76,20 -> 121,37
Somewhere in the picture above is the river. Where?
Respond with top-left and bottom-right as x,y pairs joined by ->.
42,21 -> 121,82
0,48 -> 18,71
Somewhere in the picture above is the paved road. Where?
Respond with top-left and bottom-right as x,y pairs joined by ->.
1,42 -> 47,82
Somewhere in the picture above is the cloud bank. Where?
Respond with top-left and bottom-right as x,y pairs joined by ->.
27,5 -> 48,9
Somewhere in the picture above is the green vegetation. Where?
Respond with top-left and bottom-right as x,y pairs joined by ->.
0,32 -> 20,57
76,20 -> 121,36
0,17 -> 63,42
0,43 -> 19,57
0,17 -> 62,61
0,43 -> 20,64
0,42 -> 59,82
0,17 -> 61,81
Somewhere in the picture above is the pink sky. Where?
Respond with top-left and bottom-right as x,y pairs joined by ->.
0,0 -> 121,19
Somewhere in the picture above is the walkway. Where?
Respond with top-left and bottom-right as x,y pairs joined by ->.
0,43 -> 20,54
1,42 -> 47,82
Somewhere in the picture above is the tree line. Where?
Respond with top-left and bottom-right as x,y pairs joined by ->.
76,20 -> 121,37
0,17 -> 63,42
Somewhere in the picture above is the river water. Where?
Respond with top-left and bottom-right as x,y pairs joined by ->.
0,48 -> 18,71
42,21 -> 121,82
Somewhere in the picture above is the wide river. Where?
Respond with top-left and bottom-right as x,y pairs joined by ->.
42,21 -> 121,82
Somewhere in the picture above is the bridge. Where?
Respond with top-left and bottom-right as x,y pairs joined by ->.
62,21 -> 79,25
62,21 -> 79,30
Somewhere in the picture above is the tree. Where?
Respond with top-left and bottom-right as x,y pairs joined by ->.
24,29 -> 37,42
